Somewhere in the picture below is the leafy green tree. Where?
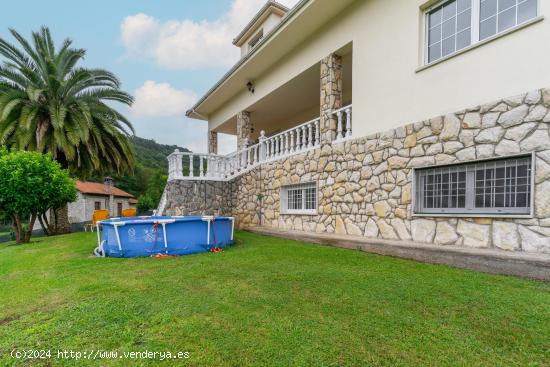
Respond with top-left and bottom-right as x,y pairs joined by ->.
0,150 -> 76,244
137,171 -> 167,211
0,27 -> 135,233
137,193 -> 156,213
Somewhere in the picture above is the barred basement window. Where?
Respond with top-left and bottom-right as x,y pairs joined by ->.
281,182 -> 317,215
414,155 -> 532,215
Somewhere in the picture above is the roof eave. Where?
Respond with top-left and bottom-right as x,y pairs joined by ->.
187,0 -> 310,121
232,1 -> 290,46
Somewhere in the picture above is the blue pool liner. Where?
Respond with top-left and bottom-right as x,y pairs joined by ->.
96,216 -> 234,258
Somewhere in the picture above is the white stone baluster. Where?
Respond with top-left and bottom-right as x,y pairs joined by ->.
307,123 -> 313,148
315,119 -> 320,146
207,155 -> 213,177
189,154 -> 194,178
199,156 -> 204,177
167,153 -> 175,180
283,132 -> 288,155
301,126 -> 307,151
290,130 -> 295,153
259,130 -> 267,162
175,154 -> 182,179
336,111 -> 344,141
345,108 -> 352,138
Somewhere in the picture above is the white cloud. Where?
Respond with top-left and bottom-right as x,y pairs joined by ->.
120,0 -> 300,69
131,80 -> 197,118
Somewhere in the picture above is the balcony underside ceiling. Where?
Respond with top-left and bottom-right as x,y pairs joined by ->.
190,0 -> 357,119
215,50 -> 352,140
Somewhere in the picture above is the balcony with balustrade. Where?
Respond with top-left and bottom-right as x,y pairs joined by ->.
167,103 -> 352,182
168,47 -> 353,182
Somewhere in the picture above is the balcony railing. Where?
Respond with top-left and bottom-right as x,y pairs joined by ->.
333,104 -> 353,142
167,106 -> 351,182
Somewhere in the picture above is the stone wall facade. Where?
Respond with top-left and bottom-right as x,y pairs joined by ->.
236,111 -> 253,150
165,88 -> 550,254
320,53 -> 343,144
164,180 -> 233,217
208,130 -> 218,154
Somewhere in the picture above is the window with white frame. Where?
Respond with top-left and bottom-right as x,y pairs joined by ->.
414,155 -> 532,215
281,182 -> 317,214
425,0 -> 539,64
248,29 -> 264,51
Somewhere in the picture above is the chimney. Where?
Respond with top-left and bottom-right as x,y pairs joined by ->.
104,176 -> 114,194
104,177 -> 114,215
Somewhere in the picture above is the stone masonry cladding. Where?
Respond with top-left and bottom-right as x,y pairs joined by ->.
165,87 -> 550,254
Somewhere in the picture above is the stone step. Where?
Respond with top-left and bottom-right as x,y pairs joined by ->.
246,227 -> 550,281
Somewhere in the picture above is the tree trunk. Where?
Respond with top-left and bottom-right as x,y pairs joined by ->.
22,214 -> 37,243
11,214 -> 21,244
38,213 -> 51,236
49,204 -> 71,235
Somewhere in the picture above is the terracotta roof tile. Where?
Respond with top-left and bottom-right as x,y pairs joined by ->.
75,181 -> 134,198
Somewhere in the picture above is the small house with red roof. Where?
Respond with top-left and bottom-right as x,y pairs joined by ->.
68,178 -> 137,224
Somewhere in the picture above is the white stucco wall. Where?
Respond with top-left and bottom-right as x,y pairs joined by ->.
210,0 -> 550,140
240,13 -> 285,57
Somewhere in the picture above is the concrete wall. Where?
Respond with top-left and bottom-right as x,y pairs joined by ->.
209,0 -> 550,142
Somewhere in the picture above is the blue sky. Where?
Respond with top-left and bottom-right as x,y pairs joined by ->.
0,0 -> 298,154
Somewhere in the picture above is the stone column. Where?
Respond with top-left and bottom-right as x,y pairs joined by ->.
208,130 -> 218,154
320,53 -> 343,145
236,111 -> 253,150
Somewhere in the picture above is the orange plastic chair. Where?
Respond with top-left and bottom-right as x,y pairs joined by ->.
122,208 -> 137,217
92,209 -> 109,225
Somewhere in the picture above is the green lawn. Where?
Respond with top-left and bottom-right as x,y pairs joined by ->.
1,232 -> 549,366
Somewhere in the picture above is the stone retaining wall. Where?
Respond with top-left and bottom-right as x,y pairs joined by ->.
163,180 -> 233,217
165,88 -> 550,254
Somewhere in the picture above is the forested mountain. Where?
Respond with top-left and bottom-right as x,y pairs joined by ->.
131,136 -> 190,171
90,137 -> 191,210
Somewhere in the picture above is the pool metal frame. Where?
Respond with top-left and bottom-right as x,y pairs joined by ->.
95,216 -> 235,257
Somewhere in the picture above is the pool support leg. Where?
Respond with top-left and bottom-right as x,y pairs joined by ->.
161,222 -> 168,254
230,217 -> 235,242
96,223 -> 101,248
113,223 -> 125,255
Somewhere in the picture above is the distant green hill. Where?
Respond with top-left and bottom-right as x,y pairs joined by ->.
90,137 -> 191,208
130,136 -> 190,171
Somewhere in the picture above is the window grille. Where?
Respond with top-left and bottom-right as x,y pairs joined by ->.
281,182 -> 317,214
414,155 -> 532,215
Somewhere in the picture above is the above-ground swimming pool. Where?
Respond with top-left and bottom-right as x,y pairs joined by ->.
95,216 -> 234,258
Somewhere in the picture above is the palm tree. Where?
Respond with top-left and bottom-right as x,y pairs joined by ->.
0,27 -> 135,233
